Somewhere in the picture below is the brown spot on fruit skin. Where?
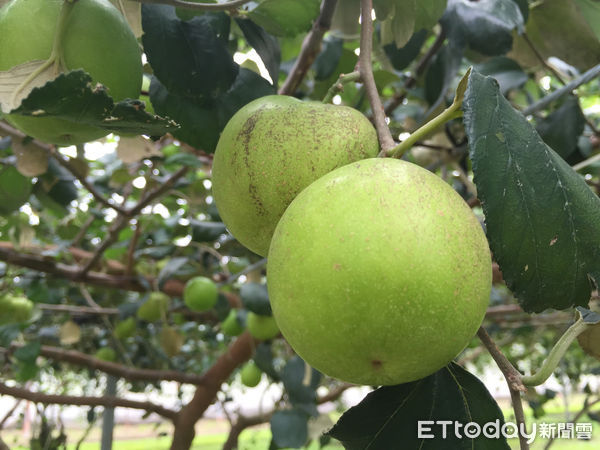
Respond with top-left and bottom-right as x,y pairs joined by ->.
371,359 -> 383,370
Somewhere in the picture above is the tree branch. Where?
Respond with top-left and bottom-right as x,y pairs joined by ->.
0,380 -> 178,421
278,0 -> 338,96
477,327 -> 529,450
2,345 -> 209,386
358,0 -> 395,154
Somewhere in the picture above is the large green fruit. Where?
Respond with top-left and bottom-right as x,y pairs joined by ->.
0,0 -> 142,145
183,276 -> 218,312
211,95 -> 379,256
95,347 -> 116,362
240,361 -> 262,387
267,158 -> 492,386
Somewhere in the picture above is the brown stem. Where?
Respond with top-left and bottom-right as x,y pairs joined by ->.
477,327 -> 525,392
278,0 -> 338,95
0,380 -> 177,420
170,332 -> 256,450
477,327 -> 529,450
359,0 -> 395,154
2,345 -> 208,386
38,303 -> 119,316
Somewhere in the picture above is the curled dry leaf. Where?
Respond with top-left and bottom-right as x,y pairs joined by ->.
0,60 -> 57,113
117,136 -> 162,163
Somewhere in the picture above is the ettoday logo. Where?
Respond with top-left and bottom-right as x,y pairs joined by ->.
417,420 -> 593,443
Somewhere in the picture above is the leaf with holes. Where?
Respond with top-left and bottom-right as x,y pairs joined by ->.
463,71 -> 600,313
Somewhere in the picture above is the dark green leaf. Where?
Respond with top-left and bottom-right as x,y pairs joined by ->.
248,0 -> 321,37
475,56 -> 528,95
254,342 -> 280,381
191,220 -> 227,242
141,4 -> 238,98
536,96 -> 586,160
282,356 -> 321,408
235,18 -> 281,85
441,0 -> 524,56
424,43 -> 463,107
164,153 -> 205,168
463,71 -> 600,312
15,361 -> 38,382
11,71 -> 177,136
240,282 -> 271,315
14,340 -> 41,364
414,0 -> 448,31
313,37 -> 344,81
149,78 -> 221,152
157,257 -> 189,286
0,323 -> 21,347
384,29 -> 428,71
0,165 -> 31,216
327,363 -> 510,449
270,408 -> 309,448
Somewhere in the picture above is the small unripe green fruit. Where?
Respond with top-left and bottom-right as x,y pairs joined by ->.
246,312 -> 279,340
211,95 -> 379,256
137,292 -> 169,322
240,361 -> 262,387
267,158 -> 492,386
183,276 -> 218,312
221,309 -> 244,336
0,295 -> 34,324
114,317 -> 136,340
0,0 -> 142,145
95,347 -> 116,362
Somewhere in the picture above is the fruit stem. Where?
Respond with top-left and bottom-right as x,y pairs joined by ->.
387,68 -> 471,159
322,71 -> 361,104
521,316 -> 592,387
388,102 -> 463,159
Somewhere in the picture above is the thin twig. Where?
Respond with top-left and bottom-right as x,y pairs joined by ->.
509,387 -> 530,450
322,71 -> 361,104
70,216 -> 95,248
0,380 -> 177,420
222,258 -> 267,286
477,327 -> 525,392
523,63 -> 600,116
278,0 -> 338,95
126,221 -> 143,276
522,33 -> 567,84
359,0 -> 395,154
38,303 -> 119,315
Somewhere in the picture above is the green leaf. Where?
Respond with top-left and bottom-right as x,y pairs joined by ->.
414,0 -> 448,31
240,282 -> 271,316
313,37 -> 344,81
248,0 -> 321,37
327,363 -> 510,449
475,56 -> 528,95
384,29 -> 428,71
270,408 -> 309,448
575,0 -> 600,41
282,356 -> 321,409
14,340 -> 41,364
391,0 -> 416,48
254,342 -> 280,381
164,153 -> 205,168
510,0 -> 600,71
441,0 -> 524,56
463,71 -> 600,313
0,164 -> 31,216
190,220 -> 227,242
536,96 -> 586,160
0,323 -> 21,347
157,257 -> 189,286
141,4 -> 239,98
235,18 -> 281,85
10,71 -> 177,136
150,68 -> 274,152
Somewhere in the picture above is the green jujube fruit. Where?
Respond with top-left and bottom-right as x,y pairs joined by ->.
211,95 -> 379,256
